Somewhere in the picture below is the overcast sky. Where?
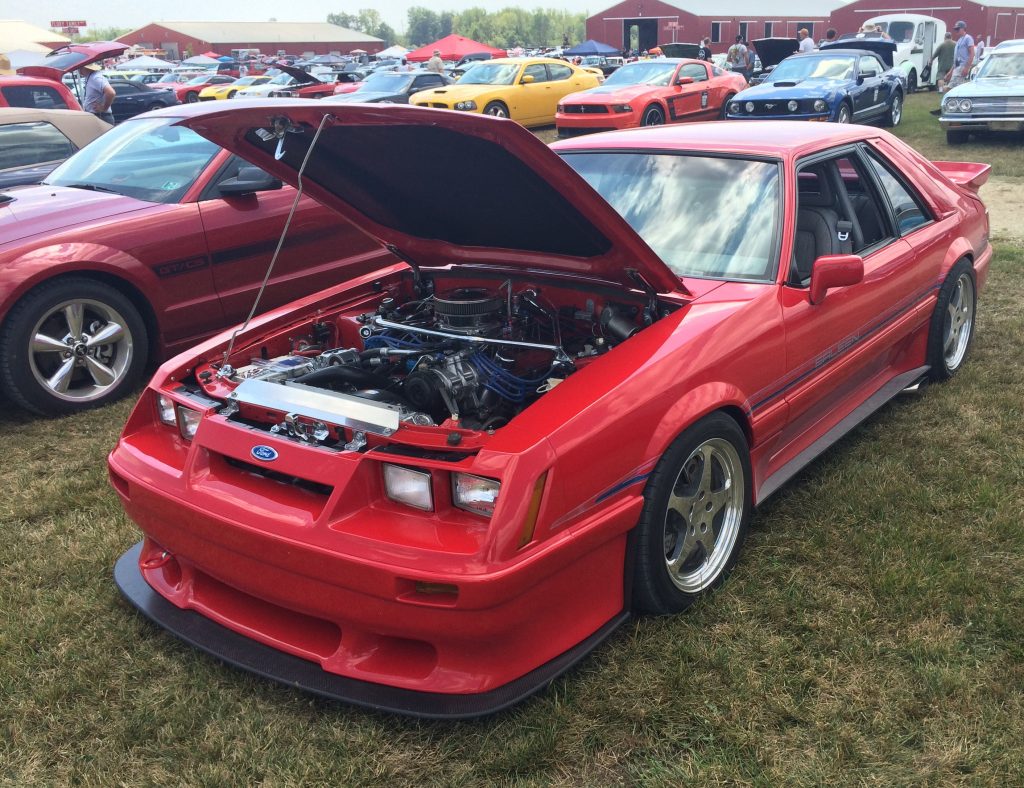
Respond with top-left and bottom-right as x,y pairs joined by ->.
24,1 -> 598,35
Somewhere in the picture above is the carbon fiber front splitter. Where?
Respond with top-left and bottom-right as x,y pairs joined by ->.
114,542 -> 629,719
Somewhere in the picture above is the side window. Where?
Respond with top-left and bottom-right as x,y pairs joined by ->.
0,85 -> 71,110
414,75 -> 444,89
859,56 -> 879,75
863,152 -> 931,235
0,122 -> 75,169
792,154 -> 893,285
112,82 -> 138,95
678,64 -> 709,82
547,64 -> 573,81
523,64 -> 548,83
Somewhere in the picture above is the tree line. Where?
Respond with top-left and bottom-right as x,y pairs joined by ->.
328,7 -> 588,49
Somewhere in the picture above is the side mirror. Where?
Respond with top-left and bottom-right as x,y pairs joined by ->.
218,166 -> 283,196
810,254 -> 864,304
676,76 -> 694,85
860,69 -> 878,79
521,74 -> 535,84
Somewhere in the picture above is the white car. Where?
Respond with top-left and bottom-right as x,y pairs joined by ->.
234,72 -> 298,99
862,13 -> 946,92
940,43 -> 1024,143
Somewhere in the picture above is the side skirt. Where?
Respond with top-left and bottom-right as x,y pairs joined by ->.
114,543 -> 630,720
756,364 -> 929,503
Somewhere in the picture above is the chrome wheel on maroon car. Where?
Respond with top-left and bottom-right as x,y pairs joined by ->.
0,278 -> 148,415
927,260 -> 977,381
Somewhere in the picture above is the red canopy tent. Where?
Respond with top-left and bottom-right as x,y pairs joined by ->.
405,35 -> 505,62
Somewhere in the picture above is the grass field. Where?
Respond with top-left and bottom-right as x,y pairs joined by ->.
2,92 -> 1023,784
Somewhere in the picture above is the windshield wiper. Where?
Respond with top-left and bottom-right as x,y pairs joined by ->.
59,182 -> 122,194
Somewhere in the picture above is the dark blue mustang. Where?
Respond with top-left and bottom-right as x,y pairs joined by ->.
726,41 -> 905,126
108,79 -> 180,124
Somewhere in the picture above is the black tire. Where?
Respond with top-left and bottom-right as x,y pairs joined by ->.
186,91 -> 200,103
227,90 -> 237,99
835,102 -> 852,124
881,90 -> 902,127
632,412 -> 752,615
0,278 -> 148,416
146,102 -> 163,113
907,70 -> 918,94
641,105 -> 665,126
482,101 -> 508,118
946,129 -> 969,145
926,259 -> 977,382
719,95 -> 735,120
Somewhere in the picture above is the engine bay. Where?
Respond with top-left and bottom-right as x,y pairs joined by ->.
202,273 -> 663,442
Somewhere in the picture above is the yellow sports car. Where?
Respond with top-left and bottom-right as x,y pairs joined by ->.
199,75 -> 272,101
410,58 -> 602,127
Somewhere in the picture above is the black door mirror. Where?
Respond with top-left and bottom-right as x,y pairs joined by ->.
860,69 -> 878,80
218,166 -> 282,196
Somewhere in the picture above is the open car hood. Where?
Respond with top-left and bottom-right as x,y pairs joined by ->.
17,41 -> 129,81
271,63 -> 324,86
753,38 -> 799,68
175,102 -> 684,293
820,38 -> 897,68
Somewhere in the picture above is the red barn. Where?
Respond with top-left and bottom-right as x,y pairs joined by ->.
586,0 -> 833,53
829,1 -> 1024,45
117,21 -> 383,61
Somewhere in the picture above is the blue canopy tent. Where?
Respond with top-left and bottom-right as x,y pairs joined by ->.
563,39 -> 620,56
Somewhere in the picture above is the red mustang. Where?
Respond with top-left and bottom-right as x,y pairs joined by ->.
110,104 -> 990,718
0,109 -> 390,415
556,57 -> 747,136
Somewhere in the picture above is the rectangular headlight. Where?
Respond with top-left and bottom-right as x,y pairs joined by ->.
383,464 -> 434,511
452,473 -> 500,518
156,394 -> 177,426
176,405 -> 201,441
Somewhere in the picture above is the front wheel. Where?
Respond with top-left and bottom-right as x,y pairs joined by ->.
926,260 -> 977,381
835,103 -> 851,124
907,70 -> 918,93
719,95 -> 734,120
641,105 -> 665,126
631,413 -> 752,614
227,90 -> 237,99
0,278 -> 148,415
186,92 -> 199,103
146,102 -> 163,113
882,92 -> 903,127
483,101 -> 508,118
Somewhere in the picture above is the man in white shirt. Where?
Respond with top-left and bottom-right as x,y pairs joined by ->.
798,29 -> 815,53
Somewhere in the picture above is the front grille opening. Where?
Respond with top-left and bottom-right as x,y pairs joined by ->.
222,455 -> 334,497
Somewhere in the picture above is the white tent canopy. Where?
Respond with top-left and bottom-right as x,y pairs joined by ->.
376,45 -> 410,58
181,54 -> 220,65
119,54 -> 175,71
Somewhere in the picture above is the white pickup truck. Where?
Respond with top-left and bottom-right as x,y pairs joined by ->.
860,13 -> 947,92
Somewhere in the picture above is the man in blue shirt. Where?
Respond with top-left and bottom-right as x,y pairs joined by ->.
80,62 -> 115,124
945,20 -> 975,89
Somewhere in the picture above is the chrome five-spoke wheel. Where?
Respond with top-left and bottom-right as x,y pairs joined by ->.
927,260 -> 977,382
0,278 -> 148,415
632,412 -> 752,614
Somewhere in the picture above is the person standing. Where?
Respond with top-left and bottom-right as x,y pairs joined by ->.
697,37 -> 712,62
931,32 -> 955,92
426,49 -> 444,74
946,21 -> 975,90
798,29 -> 815,53
80,62 -> 115,125
819,28 -> 837,48
726,35 -> 747,72
743,40 -> 755,82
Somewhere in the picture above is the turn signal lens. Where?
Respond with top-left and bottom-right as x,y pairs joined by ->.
156,394 -> 176,426
176,405 -> 201,441
452,473 -> 500,518
383,464 -> 434,511
517,472 -> 548,548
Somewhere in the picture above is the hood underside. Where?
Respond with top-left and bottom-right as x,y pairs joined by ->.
175,102 -> 684,293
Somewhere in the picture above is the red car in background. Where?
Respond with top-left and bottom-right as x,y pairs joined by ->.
4,41 -> 128,111
109,103 -> 990,717
0,107 -> 391,415
332,72 -> 364,95
174,74 -> 238,104
267,64 -> 336,99
556,58 -> 747,136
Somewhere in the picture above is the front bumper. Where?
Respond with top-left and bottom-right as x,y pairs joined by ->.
555,111 -> 635,135
940,116 -> 1024,131
726,111 -> 831,122
116,542 -> 629,719
108,413 -> 641,711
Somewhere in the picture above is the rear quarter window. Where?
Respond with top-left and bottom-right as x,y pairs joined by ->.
1,85 -> 72,110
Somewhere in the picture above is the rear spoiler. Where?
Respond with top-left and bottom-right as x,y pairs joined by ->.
932,161 -> 991,194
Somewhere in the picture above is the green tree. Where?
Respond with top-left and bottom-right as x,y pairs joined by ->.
70,25 -> 131,43
407,7 -> 441,46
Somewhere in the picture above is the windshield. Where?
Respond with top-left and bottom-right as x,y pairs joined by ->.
884,21 -> 917,42
45,117 -> 220,204
234,76 -> 261,86
458,63 -> 519,85
269,73 -> 295,86
562,153 -> 781,281
978,52 -> 1024,78
360,72 -> 413,92
157,74 -> 180,83
604,61 -> 678,87
770,55 -> 855,82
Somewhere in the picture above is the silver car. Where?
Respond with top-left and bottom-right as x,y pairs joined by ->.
941,43 -> 1024,144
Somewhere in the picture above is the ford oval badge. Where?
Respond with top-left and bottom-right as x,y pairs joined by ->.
251,445 -> 278,462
